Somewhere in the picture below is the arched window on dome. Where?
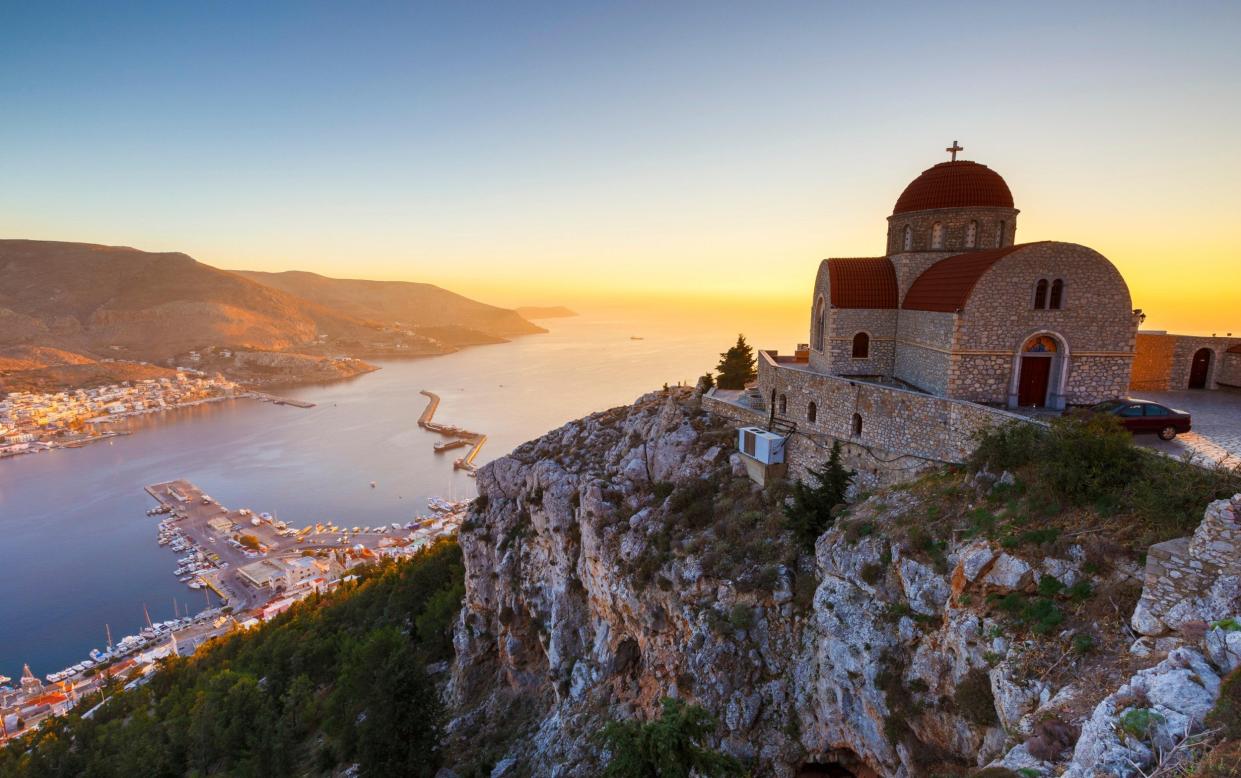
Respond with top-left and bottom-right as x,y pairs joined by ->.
1050,279 -> 1064,310
851,413 -> 863,437
812,296 -> 826,351
807,401 -> 817,423
966,220 -> 978,248
778,394 -> 787,414
931,222 -> 944,249
852,332 -> 869,359
1034,279 -> 1048,309
902,225 -> 912,251
997,220 -> 1007,247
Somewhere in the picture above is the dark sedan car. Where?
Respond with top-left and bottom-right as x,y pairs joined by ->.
1088,399 -> 1192,440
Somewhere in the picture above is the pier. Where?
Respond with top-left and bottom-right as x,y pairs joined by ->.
244,391 -> 316,409
418,390 -> 487,472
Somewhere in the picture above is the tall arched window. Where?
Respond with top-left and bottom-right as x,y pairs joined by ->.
851,413 -> 863,437
997,220 -> 1007,247
1034,279 -> 1048,309
1049,279 -> 1064,310
813,296 -> 826,351
852,332 -> 870,359
931,222 -> 944,249
965,220 -> 978,248
778,394 -> 787,414
902,225 -> 913,251
807,401 -> 817,423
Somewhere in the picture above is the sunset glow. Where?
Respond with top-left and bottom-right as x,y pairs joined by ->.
2,2 -> 1238,332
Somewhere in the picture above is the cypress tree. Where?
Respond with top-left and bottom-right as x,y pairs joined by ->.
715,334 -> 756,389
784,441 -> 855,549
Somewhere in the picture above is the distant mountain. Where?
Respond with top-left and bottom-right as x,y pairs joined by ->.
0,240 -> 543,393
0,240 -> 375,361
234,270 -> 545,340
515,305 -> 576,319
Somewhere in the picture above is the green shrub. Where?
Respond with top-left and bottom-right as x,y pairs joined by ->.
954,668 -> 998,727
598,697 -> 744,777
667,478 -> 716,529
1212,618 -> 1241,632
784,442 -> 854,549
970,422 -> 1045,472
1072,633 -> 1095,654
1118,707 -> 1163,740
1038,413 -> 1138,505
727,604 -> 754,631
859,562 -> 884,585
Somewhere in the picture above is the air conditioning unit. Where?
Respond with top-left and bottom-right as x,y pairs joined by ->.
737,426 -> 786,465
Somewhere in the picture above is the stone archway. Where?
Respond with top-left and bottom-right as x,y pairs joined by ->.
1007,331 -> 1070,410
1189,347 -> 1213,389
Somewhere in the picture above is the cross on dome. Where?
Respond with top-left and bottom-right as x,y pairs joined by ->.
945,140 -> 964,161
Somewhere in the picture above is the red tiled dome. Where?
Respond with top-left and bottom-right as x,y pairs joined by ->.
893,161 -> 1013,215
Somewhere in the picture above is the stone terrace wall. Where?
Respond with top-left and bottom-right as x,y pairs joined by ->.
1131,333 -> 1177,391
701,390 -> 940,492
1132,494 -> 1241,636
894,309 -> 956,395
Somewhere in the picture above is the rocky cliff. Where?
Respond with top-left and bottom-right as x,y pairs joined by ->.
448,388 -> 1241,777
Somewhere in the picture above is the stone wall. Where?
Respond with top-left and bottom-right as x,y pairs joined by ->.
1220,351 -> 1241,389
1131,333 -> 1178,390
885,205 -> 1019,260
893,309 -> 956,394
827,309 -> 897,377
1131,494 -> 1241,636
754,351 -> 1036,471
953,242 -> 1137,405
1170,335 -> 1241,390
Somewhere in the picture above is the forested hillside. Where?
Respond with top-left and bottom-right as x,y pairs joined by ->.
0,540 -> 464,778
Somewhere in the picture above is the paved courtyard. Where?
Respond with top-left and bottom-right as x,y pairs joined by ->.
1129,390 -> 1241,467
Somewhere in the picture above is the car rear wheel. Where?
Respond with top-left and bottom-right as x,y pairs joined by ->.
1159,426 -> 1178,441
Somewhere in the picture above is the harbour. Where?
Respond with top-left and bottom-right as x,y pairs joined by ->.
418,389 -> 487,474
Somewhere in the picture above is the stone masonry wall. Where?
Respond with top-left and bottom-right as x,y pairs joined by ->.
1131,333 -> 1178,390
893,309 -> 956,394
954,242 -> 1136,404
753,351 -> 1036,467
1220,352 -> 1241,388
1132,494 -> 1241,636
827,309 -> 897,377
1170,335 -> 1241,390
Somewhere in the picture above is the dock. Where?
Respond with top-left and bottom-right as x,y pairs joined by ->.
419,389 -> 486,471
244,391 -> 316,409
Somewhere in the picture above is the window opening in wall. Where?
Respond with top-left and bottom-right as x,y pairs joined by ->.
852,332 -> 869,359
778,394 -> 787,414
851,413 -> 863,436
1049,279 -> 1064,309
813,297 -> 826,351
1034,279 -> 1048,309
966,220 -> 977,248
997,220 -> 1006,246
931,222 -> 944,249
902,225 -> 912,250
807,401 -> 817,423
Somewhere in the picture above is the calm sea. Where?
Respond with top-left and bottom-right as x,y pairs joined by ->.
0,305 -> 801,678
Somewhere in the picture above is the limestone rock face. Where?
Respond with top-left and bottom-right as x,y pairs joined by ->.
448,389 -> 1241,778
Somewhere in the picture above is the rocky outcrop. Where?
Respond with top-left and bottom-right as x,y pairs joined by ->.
448,388 -> 1241,777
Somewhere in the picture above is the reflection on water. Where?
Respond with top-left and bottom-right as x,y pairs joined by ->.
0,304 -> 803,677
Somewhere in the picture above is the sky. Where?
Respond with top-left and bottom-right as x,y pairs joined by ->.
2,1 -> 1239,334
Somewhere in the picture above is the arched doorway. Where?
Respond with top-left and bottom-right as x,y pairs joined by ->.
1189,348 -> 1212,389
1014,334 -> 1063,408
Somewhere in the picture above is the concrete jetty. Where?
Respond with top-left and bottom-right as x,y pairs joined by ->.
419,389 -> 486,470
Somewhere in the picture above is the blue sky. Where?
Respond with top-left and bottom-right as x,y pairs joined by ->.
2,2 -> 1239,330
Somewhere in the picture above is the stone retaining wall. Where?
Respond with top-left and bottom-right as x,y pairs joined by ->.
1132,494 -> 1241,636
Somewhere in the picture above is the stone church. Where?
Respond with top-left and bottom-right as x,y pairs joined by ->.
806,145 -> 1138,410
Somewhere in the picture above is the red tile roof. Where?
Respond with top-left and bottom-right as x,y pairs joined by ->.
827,257 -> 898,309
893,161 -> 1014,214
902,244 -> 1038,312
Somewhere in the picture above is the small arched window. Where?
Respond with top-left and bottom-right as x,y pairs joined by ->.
1034,279 -> 1048,309
997,220 -> 1007,247
965,220 -> 978,248
1049,279 -> 1064,310
851,413 -> 863,437
807,401 -> 817,423
902,225 -> 913,251
778,394 -> 787,414
813,296 -> 826,351
852,332 -> 870,359
931,222 -> 944,249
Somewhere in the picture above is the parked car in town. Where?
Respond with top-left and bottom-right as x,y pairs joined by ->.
1087,398 -> 1192,440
